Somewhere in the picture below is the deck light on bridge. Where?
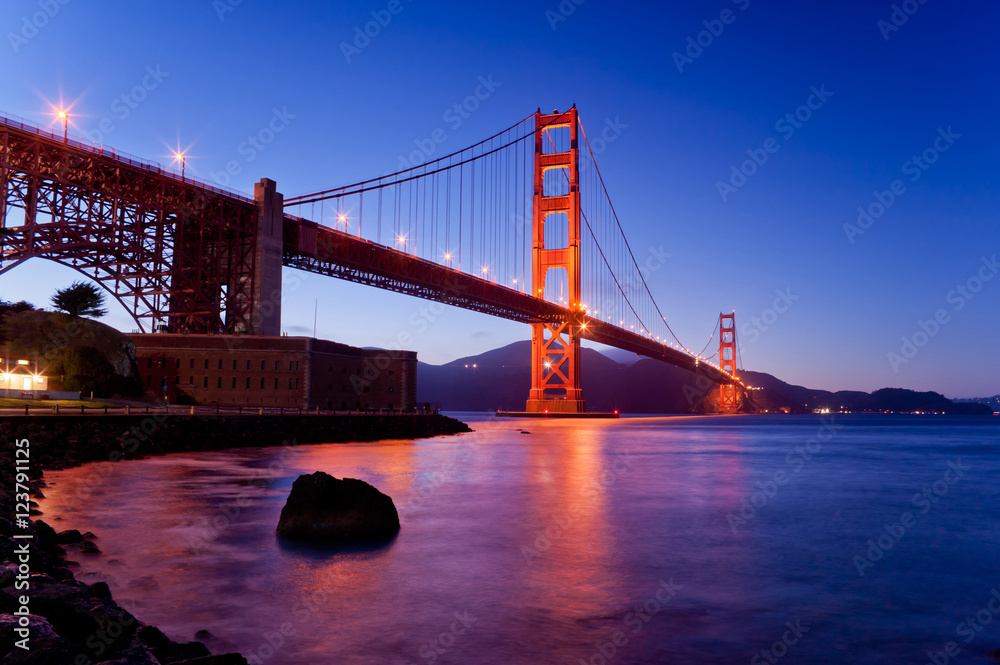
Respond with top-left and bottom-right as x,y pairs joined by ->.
173,152 -> 186,180
338,213 -> 347,224
56,109 -> 68,142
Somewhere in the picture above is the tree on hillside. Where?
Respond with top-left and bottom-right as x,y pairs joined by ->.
0,300 -> 35,344
51,281 -> 107,318
0,300 -> 35,317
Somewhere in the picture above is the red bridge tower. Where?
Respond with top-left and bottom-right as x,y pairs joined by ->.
526,108 -> 585,413
719,311 -> 739,412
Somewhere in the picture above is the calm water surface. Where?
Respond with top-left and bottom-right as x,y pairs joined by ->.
38,414 -> 1000,664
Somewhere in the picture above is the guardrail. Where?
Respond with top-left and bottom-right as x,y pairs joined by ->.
0,111 -> 254,204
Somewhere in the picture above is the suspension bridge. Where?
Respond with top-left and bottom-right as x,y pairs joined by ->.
0,107 -> 749,413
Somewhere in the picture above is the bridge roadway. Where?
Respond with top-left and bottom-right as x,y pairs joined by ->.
0,113 -> 740,389
282,216 -> 740,387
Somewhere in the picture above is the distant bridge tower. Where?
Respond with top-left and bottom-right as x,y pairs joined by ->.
719,311 -> 739,412
526,108 -> 585,413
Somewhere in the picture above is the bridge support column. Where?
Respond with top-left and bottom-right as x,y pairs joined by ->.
718,312 -> 739,412
251,178 -> 283,336
526,108 -> 585,414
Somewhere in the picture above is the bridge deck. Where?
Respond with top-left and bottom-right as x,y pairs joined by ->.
283,216 -> 739,386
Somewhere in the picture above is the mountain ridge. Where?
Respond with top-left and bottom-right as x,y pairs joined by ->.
416,341 -> 994,415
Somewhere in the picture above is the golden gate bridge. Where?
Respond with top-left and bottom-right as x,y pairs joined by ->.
0,106 -> 748,413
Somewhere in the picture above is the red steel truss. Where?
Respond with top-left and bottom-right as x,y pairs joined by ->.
0,114 -> 258,334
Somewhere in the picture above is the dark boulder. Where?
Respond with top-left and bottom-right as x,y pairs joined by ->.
137,624 -> 211,662
0,613 -> 66,662
88,581 -> 113,599
31,520 -> 57,546
79,539 -> 102,554
276,472 -> 399,544
56,529 -> 84,544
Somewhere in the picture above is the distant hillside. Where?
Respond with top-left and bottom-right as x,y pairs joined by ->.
955,395 -> 1000,413
593,347 -> 643,365
417,341 -> 994,415
740,371 -> 992,415
417,340 -> 716,413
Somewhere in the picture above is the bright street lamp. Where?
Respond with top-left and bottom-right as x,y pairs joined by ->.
173,152 -> 186,180
56,110 -> 68,142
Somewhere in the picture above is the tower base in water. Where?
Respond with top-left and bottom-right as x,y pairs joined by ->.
525,398 -> 587,414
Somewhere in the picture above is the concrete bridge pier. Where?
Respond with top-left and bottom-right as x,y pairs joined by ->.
252,178 -> 284,336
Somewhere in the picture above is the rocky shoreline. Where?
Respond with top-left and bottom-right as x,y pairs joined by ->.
0,414 -> 472,664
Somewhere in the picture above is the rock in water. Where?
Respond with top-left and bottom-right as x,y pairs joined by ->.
276,472 -> 400,544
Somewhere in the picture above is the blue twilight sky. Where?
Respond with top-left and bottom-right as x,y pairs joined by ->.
0,0 -> 997,397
